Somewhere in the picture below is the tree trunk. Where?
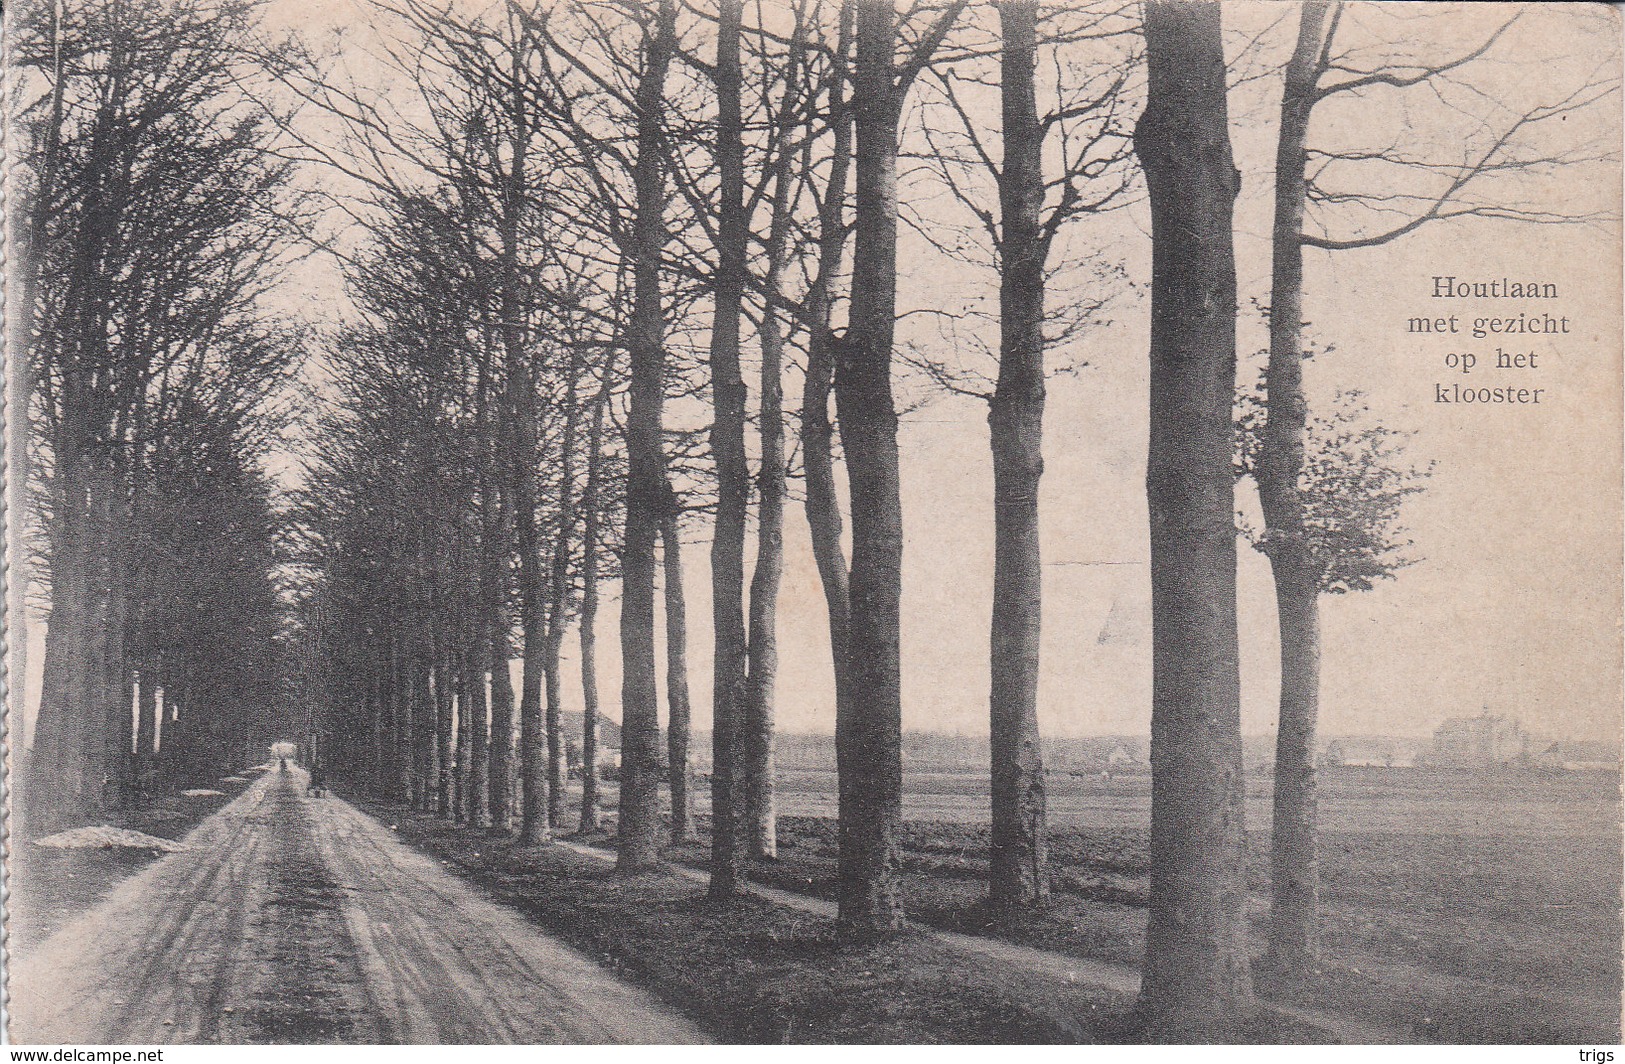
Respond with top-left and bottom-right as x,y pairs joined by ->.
661,493 -> 694,845
95,466 -> 130,808
411,649 -> 435,811
455,652 -> 473,822
489,627 -> 516,831
136,664 -> 158,773
744,63 -> 802,861
987,0 -> 1050,913
704,0 -> 750,898
458,649 -> 474,825
834,0 -> 911,938
802,3 -> 855,768
162,673 -> 192,788
1266,584 -> 1320,977
1134,0 -> 1257,1036
543,641 -> 566,830
393,628 -> 413,804
467,644 -> 491,828
511,323 -> 550,845
484,470 -> 514,831
433,651 -> 454,818
1260,0 -> 1332,982
516,558 -> 549,851
30,529 -> 94,832
422,649 -> 442,808
388,633 -> 409,799
475,300 -> 507,832
543,338 -> 585,832
368,654 -> 388,794
578,388 -> 608,834
616,0 -> 677,873
745,294 -> 787,861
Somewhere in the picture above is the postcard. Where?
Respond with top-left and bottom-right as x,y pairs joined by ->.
4,0 -> 1619,1048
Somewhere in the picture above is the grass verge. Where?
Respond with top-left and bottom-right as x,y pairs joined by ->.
360,796 -> 1339,1044
9,771 -> 260,956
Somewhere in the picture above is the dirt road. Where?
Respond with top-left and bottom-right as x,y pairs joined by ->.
9,769 -> 709,1045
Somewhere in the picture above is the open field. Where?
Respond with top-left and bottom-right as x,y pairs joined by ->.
609,764 -> 1622,1042
770,764 -> 1621,837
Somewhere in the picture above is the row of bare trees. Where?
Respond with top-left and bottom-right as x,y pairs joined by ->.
296,0 -> 1111,938
264,0 -> 1621,1037
314,0 -> 1606,1035
296,177 -> 629,842
13,0 -> 302,833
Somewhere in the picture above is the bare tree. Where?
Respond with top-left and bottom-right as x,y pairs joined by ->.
1134,0 -> 1257,1035
801,2 -> 856,791
615,0 -> 681,872
578,383 -> 611,833
833,0 -> 965,939
986,0 -> 1051,915
697,0 -> 753,895
908,0 -> 1136,913
660,478 -> 697,844
741,0 -> 822,865
1255,0 -> 1616,980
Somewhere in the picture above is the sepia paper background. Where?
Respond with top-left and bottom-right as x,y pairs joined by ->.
4,0 -> 1621,1047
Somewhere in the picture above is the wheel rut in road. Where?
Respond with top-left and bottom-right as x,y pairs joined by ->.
10,769 -> 709,1045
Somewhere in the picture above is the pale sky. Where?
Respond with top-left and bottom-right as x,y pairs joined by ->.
16,1 -> 1623,745
525,3 -> 1622,743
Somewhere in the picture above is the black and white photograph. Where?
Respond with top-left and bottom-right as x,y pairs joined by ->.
3,0 -> 1621,1047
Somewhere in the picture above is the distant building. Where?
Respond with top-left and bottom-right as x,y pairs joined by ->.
1106,744 -> 1140,767
1429,713 -> 1527,768
1322,737 -> 1417,768
1537,741 -> 1621,772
